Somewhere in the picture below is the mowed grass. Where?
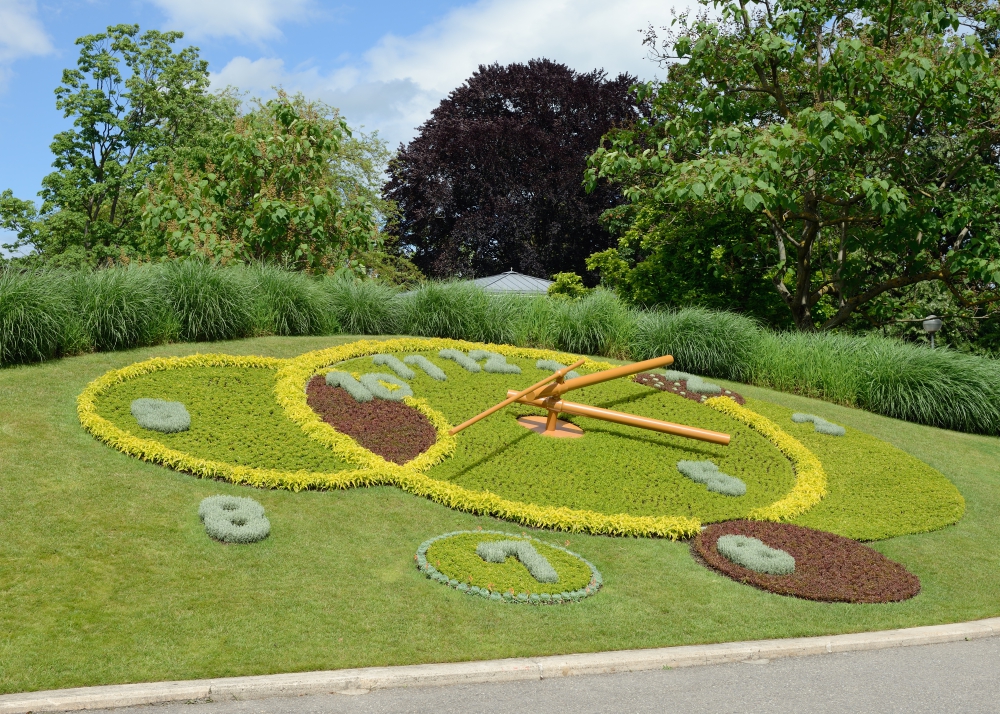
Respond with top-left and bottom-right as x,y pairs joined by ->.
1,336 -> 999,694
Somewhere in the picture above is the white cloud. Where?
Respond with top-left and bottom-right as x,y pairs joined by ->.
0,0 -> 53,89
148,0 -> 314,41
210,0 -> 693,147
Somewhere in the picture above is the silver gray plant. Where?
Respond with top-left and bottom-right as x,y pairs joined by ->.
325,371 -> 373,402
791,413 -> 846,436
372,354 -> 415,379
476,539 -> 559,583
716,534 -> 795,575
130,398 -> 191,433
359,372 -> 414,401
404,354 -> 447,380
469,349 -> 522,374
676,460 -> 747,497
439,348 -> 481,372
198,495 -> 270,544
536,359 -> 580,380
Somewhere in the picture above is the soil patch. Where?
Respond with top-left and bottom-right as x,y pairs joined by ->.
634,372 -> 746,405
694,520 -> 920,603
306,375 -> 437,464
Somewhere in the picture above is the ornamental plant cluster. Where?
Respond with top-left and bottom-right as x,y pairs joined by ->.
198,495 -> 271,544
10,270 -> 1000,435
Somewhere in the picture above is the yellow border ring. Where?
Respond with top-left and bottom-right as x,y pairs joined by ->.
78,338 -> 827,539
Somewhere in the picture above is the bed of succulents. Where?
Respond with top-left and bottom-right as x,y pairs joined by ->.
79,337 -> 965,604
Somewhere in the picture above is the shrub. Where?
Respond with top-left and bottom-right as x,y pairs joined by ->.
72,266 -> 174,351
323,277 -> 399,335
130,398 -> 191,433
198,495 -> 270,544
0,269 -> 73,364
716,534 -> 795,575
164,261 -> 255,342
249,264 -> 329,336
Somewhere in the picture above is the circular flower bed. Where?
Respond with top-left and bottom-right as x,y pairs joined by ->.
416,531 -> 602,604
694,520 -> 920,603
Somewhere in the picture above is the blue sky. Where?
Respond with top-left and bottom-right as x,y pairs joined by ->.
0,0 -> 688,217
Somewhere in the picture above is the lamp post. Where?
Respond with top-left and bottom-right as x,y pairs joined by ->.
922,315 -> 943,348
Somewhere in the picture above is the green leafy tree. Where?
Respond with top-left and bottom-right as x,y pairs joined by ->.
587,0 -> 1000,331
140,93 -> 381,273
1,24 -> 231,266
586,202 -> 791,324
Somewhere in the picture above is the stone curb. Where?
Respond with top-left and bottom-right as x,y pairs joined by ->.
3,617 -> 998,713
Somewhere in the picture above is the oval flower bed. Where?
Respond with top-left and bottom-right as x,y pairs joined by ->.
694,520 -> 921,603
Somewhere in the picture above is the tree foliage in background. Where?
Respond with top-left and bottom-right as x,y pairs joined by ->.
587,202 -> 791,325
140,93 -> 384,274
385,59 -> 641,281
587,0 -> 1000,331
0,24 -> 231,266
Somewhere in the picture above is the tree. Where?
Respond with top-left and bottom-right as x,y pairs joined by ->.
586,202 -> 791,325
384,59 -> 641,280
587,0 -> 1000,330
0,24 -> 231,266
140,93 -> 381,274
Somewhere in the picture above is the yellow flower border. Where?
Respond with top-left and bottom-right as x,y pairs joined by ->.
77,339 -> 826,539
706,396 -> 828,521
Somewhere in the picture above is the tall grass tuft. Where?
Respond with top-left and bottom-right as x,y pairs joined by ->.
71,266 -> 174,351
546,290 -> 636,359
323,277 -> 399,335
0,269 -> 72,364
250,264 -> 330,336
164,261 -> 255,342
632,307 -> 761,381
398,281 -> 529,344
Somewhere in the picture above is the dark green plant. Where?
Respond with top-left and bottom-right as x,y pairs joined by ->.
323,277 -> 398,335
72,266 -> 174,351
0,269 -> 73,364
249,264 -> 329,337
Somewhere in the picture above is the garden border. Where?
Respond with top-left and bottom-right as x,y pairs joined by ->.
2,617 -> 998,713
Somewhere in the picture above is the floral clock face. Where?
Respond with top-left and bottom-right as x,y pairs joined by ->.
79,338 -> 963,540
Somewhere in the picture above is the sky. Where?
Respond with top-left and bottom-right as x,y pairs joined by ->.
0,0 -> 691,220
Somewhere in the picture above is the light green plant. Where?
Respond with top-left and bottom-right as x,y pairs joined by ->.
716,535 -> 794,576
792,413 -> 846,437
676,460 -> 746,497
130,398 -> 190,433
358,372 -> 413,401
372,354 -> 415,379
325,371 -> 373,402
198,495 -> 270,544
475,540 -> 559,583
404,355 -> 447,381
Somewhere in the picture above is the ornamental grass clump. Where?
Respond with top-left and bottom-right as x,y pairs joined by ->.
476,540 -> 559,583
469,349 -> 521,374
325,371 -> 373,401
359,372 -> 413,401
0,269 -> 74,365
198,495 -> 270,544
716,534 -> 795,575
791,413 -> 846,436
130,398 -> 191,433
404,354 -> 447,380
164,261 -> 255,342
439,348 -> 481,372
676,460 -> 746,497
373,354 -> 415,379
249,264 -> 329,337
323,277 -> 399,335
72,266 -> 174,352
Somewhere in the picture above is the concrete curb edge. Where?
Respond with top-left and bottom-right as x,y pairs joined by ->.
4,617 -> 999,713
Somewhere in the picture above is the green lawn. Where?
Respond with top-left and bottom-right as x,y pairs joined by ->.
1,335 -> 998,695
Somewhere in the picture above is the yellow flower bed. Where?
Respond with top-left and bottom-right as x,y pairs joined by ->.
78,339 -> 825,539
706,396 -> 828,521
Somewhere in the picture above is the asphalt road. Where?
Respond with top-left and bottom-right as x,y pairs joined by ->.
86,637 -> 1000,714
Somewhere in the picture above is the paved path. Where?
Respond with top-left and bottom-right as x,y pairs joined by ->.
83,637 -> 1000,714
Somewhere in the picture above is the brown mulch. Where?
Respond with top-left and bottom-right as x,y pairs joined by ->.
306,376 -> 437,465
694,521 -> 920,603
633,372 -> 746,405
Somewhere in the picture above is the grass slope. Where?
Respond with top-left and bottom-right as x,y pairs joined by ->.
0,336 -> 996,695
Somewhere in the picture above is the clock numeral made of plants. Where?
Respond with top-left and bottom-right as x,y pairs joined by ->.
80,338 -> 963,603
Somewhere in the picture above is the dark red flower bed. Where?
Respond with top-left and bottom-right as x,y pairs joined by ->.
633,372 -> 746,405
694,521 -> 920,603
306,376 -> 437,464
